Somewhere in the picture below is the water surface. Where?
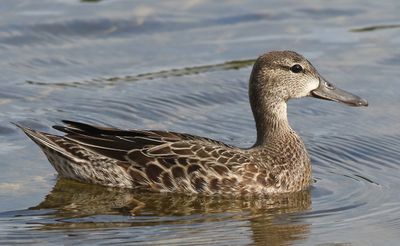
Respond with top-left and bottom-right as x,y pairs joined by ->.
0,0 -> 400,245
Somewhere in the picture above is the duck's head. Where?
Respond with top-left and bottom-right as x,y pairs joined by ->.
249,51 -> 368,107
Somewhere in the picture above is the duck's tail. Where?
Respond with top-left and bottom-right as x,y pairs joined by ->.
13,123 -> 69,157
13,122 -> 135,188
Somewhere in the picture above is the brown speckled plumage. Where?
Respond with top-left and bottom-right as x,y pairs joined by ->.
16,51 -> 367,195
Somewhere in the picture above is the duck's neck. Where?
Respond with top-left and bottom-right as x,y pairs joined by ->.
251,97 -> 293,146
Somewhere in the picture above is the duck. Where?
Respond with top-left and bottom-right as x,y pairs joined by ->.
16,51 -> 367,195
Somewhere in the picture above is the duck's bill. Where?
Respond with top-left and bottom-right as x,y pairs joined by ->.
310,78 -> 368,107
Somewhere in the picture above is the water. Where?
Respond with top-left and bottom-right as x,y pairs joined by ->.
0,0 -> 399,245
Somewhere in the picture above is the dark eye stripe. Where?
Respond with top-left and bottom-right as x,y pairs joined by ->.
276,64 -> 308,75
277,65 -> 291,70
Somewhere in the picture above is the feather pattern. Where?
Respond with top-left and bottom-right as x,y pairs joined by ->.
16,51 -> 367,195
18,121 -> 257,194
16,116 -> 310,195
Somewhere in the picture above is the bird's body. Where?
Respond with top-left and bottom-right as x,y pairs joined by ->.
20,120 -> 310,195
17,51 -> 367,195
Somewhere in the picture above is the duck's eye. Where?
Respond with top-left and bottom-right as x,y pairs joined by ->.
290,64 -> 303,73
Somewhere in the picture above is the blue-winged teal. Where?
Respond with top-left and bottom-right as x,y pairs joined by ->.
16,51 -> 367,195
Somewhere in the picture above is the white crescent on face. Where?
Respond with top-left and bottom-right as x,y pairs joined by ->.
294,77 -> 320,98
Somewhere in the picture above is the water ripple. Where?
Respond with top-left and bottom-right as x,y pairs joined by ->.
302,133 -> 400,232
0,13 -> 271,47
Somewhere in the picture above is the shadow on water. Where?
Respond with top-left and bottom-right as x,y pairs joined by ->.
81,0 -> 102,2
16,178 -> 312,244
26,59 -> 255,88
351,24 -> 400,32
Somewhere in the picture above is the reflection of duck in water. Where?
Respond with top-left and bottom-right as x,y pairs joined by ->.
16,51 -> 367,195
33,178 -> 311,217
32,178 -> 311,245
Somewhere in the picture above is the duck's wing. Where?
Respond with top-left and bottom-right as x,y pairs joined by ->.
53,120 -> 238,161
20,121 -> 253,193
